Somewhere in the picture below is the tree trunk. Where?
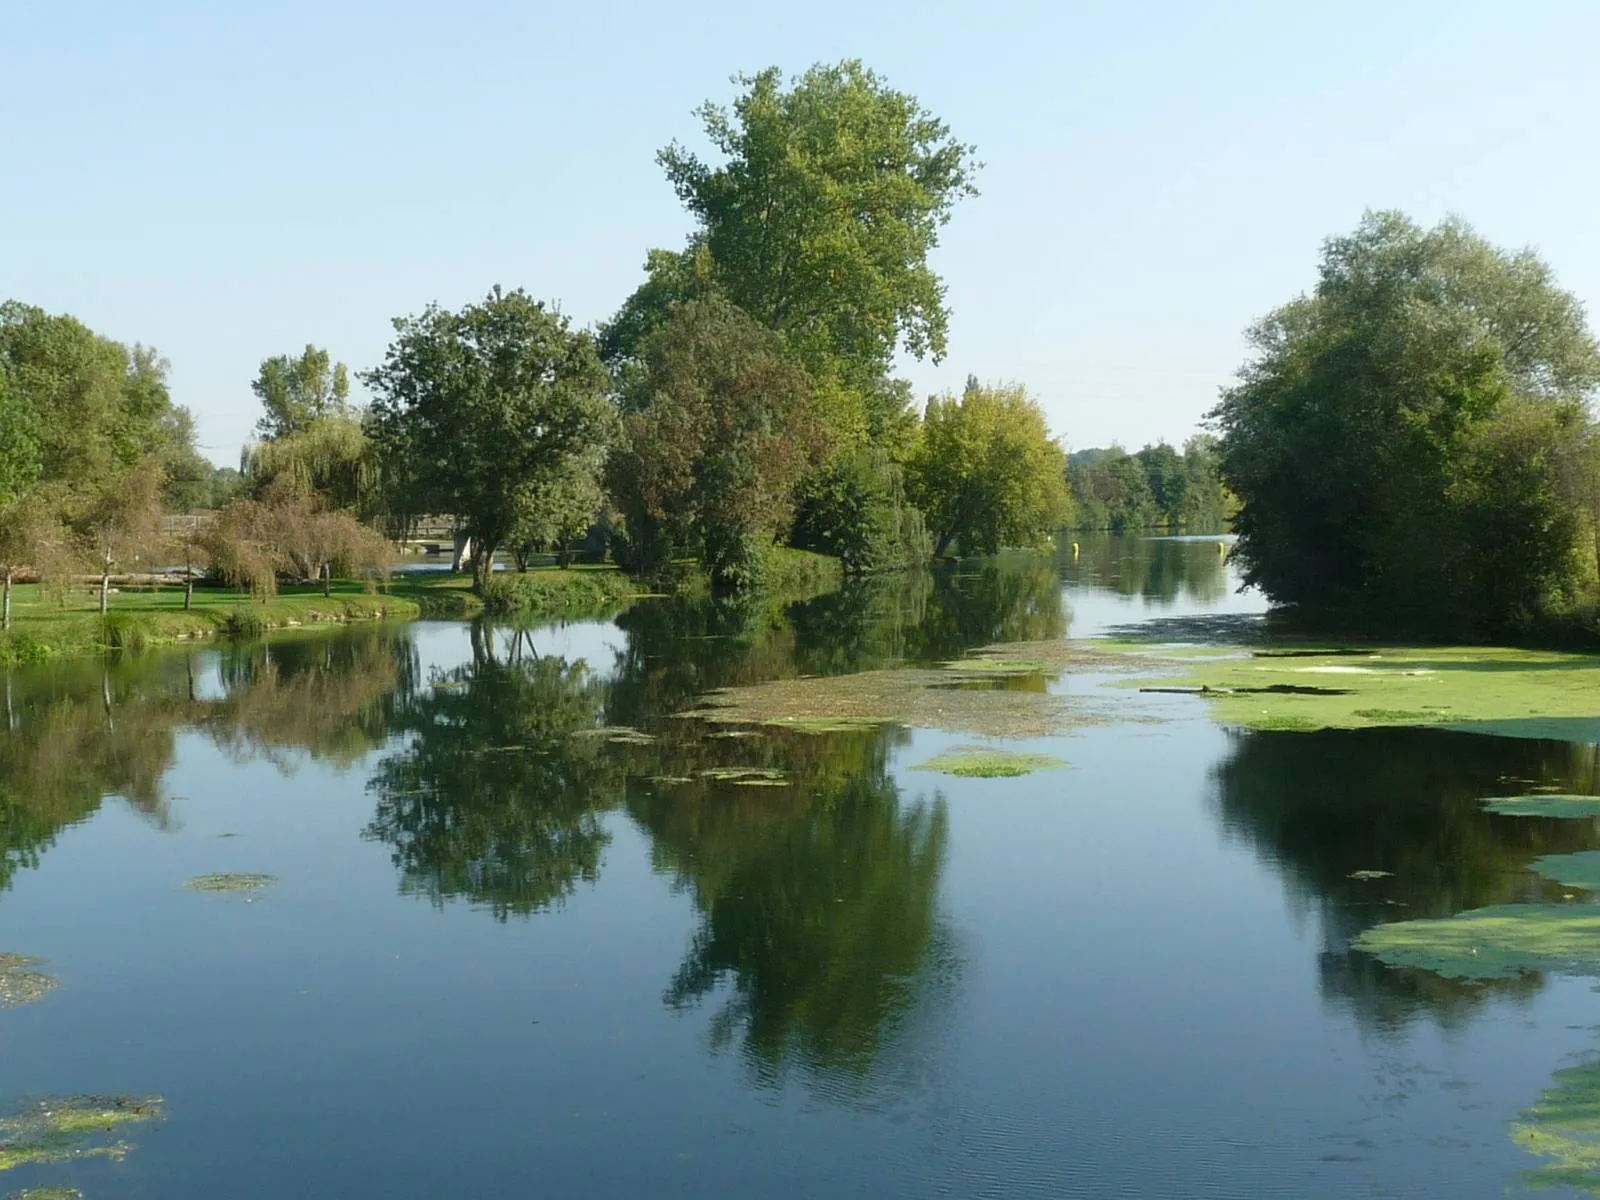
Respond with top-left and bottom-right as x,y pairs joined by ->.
323,562 -> 332,598
184,573 -> 194,611
472,543 -> 496,594
558,540 -> 572,569
2,569 -> 11,632
934,531 -> 954,558
100,570 -> 110,615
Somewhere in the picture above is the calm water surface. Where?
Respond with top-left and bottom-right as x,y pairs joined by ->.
4,536 -> 1600,1197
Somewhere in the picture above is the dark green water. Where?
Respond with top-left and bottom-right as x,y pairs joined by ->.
3,536 -> 1600,1197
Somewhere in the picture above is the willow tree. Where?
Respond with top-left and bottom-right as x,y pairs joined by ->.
365,288 -> 614,592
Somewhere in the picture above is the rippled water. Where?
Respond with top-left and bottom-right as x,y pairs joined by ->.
2,536 -> 1598,1197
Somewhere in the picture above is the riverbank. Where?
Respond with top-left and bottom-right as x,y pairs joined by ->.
0,551 -> 842,668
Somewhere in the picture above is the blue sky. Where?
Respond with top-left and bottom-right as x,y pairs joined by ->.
4,0 -> 1597,465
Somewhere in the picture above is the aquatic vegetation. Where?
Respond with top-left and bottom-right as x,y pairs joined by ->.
1351,905 -> 1600,979
696,767 -> 790,787
1114,642 -> 1600,736
0,956 -> 57,1011
11,1187 -> 85,1199
1347,869 -> 1392,881
0,1095 -> 163,1172
912,748 -> 1065,778
1531,853 -> 1600,891
1511,1059 -> 1600,1194
690,639 -> 1129,737
185,872 -> 277,893
1481,795 -> 1600,818
574,726 -> 656,746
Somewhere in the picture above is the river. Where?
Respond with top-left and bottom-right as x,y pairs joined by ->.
2,535 -> 1598,1197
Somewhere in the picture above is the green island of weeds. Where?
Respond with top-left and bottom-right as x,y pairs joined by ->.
1482,795 -> 1600,819
185,873 -> 277,894
1511,1059 -> 1600,1194
1108,641 -> 1600,737
1351,904 -> 1600,979
696,767 -> 790,787
12,1187 -> 85,1199
0,1096 -> 164,1173
913,747 -> 1066,778
1531,853 -> 1600,891
0,956 -> 57,1011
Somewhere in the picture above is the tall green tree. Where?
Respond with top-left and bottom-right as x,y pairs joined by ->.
907,380 -> 1071,557
606,298 -> 831,587
1213,212 -> 1600,636
252,345 -> 351,439
364,288 -> 614,591
509,448 -> 605,569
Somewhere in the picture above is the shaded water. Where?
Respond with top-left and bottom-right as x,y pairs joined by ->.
3,536 -> 1600,1196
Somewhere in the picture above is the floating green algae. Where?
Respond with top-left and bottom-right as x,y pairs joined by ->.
913,747 -> 1066,779
696,767 -> 790,787
1482,795 -> 1600,819
1532,853 -> 1600,891
1511,1059 -> 1600,1194
1347,869 -> 1393,881
185,873 -> 277,893
12,1187 -> 85,1199
1351,905 -> 1600,979
1112,641 -> 1600,736
574,726 -> 656,746
0,956 -> 57,1011
0,1095 -> 164,1172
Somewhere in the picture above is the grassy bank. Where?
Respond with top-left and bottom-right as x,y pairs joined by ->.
0,579 -> 424,668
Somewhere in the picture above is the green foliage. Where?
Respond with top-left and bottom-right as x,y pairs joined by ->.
631,61 -> 977,393
476,565 -> 645,617
509,448 -> 605,569
1066,437 -> 1229,532
908,380 -> 1070,557
1213,211 -> 1600,638
606,299 -> 830,588
252,345 -> 351,439
243,413 -> 375,513
365,287 -> 614,592
792,446 -> 931,574
0,362 -> 41,509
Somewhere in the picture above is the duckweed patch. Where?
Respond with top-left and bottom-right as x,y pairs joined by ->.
575,726 -> 656,746
1351,905 -> 1600,979
690,639 -> 1129,737
0,956 -> 57,1011
0,1095 -> 163,1173
913,748 -> 1066,778
185,873 -> 277,893
1481,795 -> 1600,819
1532,853 -> 1600,891
1112,642 -> 1600,736
1511,1060 -> 1600,1193
1348,870 -> 1393,881
12,1187 -> 85,1199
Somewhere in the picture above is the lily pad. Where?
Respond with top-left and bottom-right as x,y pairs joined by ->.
185,873 -> 277,893
1351,905 -> 1600,979
0,956 -> 57,1011
0,1095 -> 164,1172
1512,1059 -> 1600,1193
913,748 -> 1066,779
1481,795 -> 1600,819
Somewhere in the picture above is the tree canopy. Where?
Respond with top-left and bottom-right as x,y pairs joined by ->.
364,287 -> 614,590
252,345 -> 352,439
908,380 -> 1071,557
1213,211 -> 1600,637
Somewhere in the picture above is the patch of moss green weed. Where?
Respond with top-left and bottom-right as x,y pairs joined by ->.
913,747 -> 1066,778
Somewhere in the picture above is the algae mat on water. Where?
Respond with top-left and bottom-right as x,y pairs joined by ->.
913,747 -> 1066,778
1511,1059 -> 1600,1194
688,640 -> 1132,738
0,957 -> 57,1011
1482,795 -> 1600,819
1532,853 -> 1600,891
1351,905 -> 1600,979
1113,642 -> 1600,736
0,1096 -> 163,1173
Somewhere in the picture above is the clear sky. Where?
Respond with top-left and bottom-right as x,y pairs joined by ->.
4,0 -> 1597,466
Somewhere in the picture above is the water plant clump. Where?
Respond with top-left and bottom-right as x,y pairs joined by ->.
1347,869 -> 1392,881
574,726 -> 656,746
0,956 -> 57,1011
695,767 -> 790,787
1351,905 -> 1600,979
0,1095 -> 164,1173
1511,1059 -> 1600,1193
1481,795 -> 1600,819
913,747 -> 1066,778
185,873 -> 278,893
11,1187 -> 85,1199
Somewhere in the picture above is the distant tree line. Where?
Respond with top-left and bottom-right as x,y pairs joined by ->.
1065,437 -> 1230,532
